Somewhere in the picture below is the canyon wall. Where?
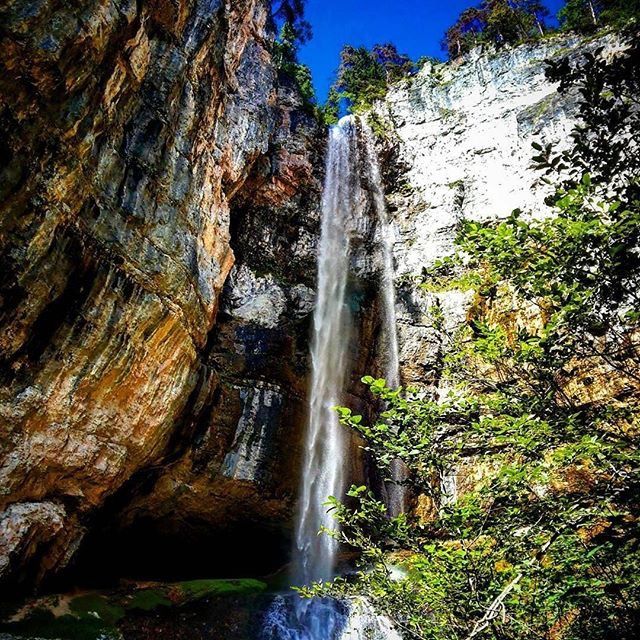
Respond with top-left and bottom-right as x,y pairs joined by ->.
0,0 -> 323,588
372,33 -> 622,508
374,34 -> 614,388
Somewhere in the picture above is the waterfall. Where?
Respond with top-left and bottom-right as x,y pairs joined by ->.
361,123 -> 400,390
294,115 -> 361,586
262,116 -> 401,640
263,116 -> 362,640
361,122 -> 407,518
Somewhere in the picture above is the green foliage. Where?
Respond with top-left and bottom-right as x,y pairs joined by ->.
559,0 -> 640,32
328,43 -> 415,114
443,0 -> 550,59
444,0 -> 640,58
310,31 -> 640,640
416,55 -> 444,68
272,22 -> 317,110
600,0 -> 640,26
558,0 -> 601,31
271,0 -> 311,44
318,86 -> 341,126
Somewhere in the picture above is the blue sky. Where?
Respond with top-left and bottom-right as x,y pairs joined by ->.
298,0 -> 566,102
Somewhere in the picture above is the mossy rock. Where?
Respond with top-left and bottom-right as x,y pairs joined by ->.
174,578 -> 268,601
124,588 -> 172,611
0,608 -> 121,640
69,594 -> 126,624
0,579 -> 268,639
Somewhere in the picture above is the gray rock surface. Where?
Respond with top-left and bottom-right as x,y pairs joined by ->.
375,34 -> 616,386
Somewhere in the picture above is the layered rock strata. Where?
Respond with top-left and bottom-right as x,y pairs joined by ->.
373,33 -> 624,507
374,35 -> 615,387
0,0 -> 323,588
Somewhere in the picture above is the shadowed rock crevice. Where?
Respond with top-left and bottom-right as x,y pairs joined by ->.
57,512 -> 291,589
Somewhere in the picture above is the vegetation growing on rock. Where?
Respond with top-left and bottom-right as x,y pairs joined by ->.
559,0 -> 640,32
308,30 -> 640,640
444,1 -> 551,58
443,0 -> 640,58
319,0 -> 640,120
273,0 -> 316,109
0,579 -> 268,639
323,43 -> 415,118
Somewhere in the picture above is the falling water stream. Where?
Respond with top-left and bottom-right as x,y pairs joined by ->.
294,116 -> 360,586
361,122 -> 400,390
361,122 -> 407,518
263,116 -> 402,640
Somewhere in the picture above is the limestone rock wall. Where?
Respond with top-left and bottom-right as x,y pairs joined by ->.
100,78 -> 326,578
0,0 -> 323,589
375,34 -> 615,389
371,34 -> 623,512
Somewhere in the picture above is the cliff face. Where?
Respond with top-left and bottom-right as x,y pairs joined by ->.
93,77 -> 326,581
374,35 -> 616,389
0,0 -> 323,588
372,34 -> 624,511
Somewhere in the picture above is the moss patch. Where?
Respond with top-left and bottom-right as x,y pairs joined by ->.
0,609 -> 121,640
69,594 -> 126,624
125,588 -> 172,611
175,578 -> 268,600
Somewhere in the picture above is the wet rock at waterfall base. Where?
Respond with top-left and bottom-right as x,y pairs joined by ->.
0,587 -> 400,640
261,595 -> 402,640
0,580 -> 271,640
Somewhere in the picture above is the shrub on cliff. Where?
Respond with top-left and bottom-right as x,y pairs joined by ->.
328,43 -> 415,114
272,21 -> 316,112
443,0 -> 550,58
308,31 -> 640,640
271,1 -> 318,114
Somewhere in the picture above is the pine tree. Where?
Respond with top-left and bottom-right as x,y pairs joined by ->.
558,0 -> 601,31
443,1 -> 551,59
272,0 -> 312,44
443,7 -> 487,58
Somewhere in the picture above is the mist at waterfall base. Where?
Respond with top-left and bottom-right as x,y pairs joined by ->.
261,117 -> 403,640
